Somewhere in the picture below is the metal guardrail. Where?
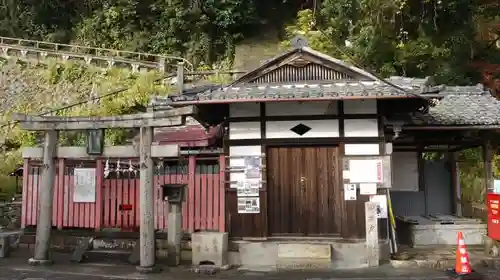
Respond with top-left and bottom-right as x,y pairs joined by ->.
0,36 -> 193,72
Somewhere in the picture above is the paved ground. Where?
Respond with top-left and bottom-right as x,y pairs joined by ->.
1,250 -> 499,280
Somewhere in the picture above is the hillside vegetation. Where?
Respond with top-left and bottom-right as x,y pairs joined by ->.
0,59 -> 169,194
3,0 -> 499,82
0,1 -> 499,204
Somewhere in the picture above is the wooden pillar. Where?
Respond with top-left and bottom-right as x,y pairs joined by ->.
483,139 -> 494,202
137,126 -> 158,273
450,152 -> 462,216
28,130 -> 58,265
218,153 -> 226,232
95,159 -> 104,231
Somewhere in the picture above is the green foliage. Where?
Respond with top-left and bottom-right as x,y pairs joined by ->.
0,60 -> 172,149
283,1 -> 485,83
0,58 -> 176,193
0,0 -> 262,67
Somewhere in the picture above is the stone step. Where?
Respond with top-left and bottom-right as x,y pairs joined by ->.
84,249 -> 133,264
277,243 -> 331,259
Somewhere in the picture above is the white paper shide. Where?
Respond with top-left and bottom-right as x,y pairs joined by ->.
73,168 -> 96,203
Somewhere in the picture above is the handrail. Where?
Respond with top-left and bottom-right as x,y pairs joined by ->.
0,36 -> 193,70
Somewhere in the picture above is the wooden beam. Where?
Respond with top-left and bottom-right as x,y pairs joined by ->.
12,106 -> 195,130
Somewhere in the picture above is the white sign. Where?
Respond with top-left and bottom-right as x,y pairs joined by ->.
237,197 -> 260,213
244,156 -> 261,179
370,195 -> 388,219
230,155 -> 262,188
349,159 -> 383,183
344,184 -> 357,201
360,183 -> 377,195
236,179 -> 260,197
73,168 -> 97,203
342,170 -> 350,180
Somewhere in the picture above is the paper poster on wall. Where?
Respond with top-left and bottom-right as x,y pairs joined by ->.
73,168 -> 96,203
229,155 -> 262,188
348,159 -> 383,183
360,183 -> 377,195
237,197 -> 260,213
244,156 -> 261,179
369,195 -> 388,219
342,170 -> 350,180
236,179 -> 260,197
344,184 -> 357,200
230,157 -> 246,168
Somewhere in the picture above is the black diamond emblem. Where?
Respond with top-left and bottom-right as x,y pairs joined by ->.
290,123 -> 311,136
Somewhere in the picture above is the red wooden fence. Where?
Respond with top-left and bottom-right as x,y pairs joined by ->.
21,155 -> 226,232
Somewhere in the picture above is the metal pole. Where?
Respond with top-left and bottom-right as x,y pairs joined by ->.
28,130 -> 58,265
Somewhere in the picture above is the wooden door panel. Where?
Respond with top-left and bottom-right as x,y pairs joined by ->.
267,146 -> 340,235
267,147 -> 302,234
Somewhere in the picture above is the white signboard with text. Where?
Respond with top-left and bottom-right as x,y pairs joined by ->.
73,168 -> 97,203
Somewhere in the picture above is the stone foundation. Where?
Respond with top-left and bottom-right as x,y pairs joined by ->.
18,232 -> 390,270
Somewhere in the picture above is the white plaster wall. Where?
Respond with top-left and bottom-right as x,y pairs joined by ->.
228,101 -> 382,140
229,103 -> 260,117
229,122 -> 261,140
344,144 -> 380,155
266,101 -> 338,116
344,119 -> 379,137
265,120 -> 339,139
391,151 -> 419,192
344,99 -> 377,114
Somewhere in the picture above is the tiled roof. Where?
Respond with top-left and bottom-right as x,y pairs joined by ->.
152,124 -> 222,147
151,77 -> 434,106
413,85 -> 500,126
153,78 -> 500,127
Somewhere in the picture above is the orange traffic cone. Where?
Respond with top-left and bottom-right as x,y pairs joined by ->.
446,232 -> 483,280
454,232 -> 472,275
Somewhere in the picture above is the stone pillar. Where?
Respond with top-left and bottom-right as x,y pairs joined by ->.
159,57 -> 166,73
137,126 -> 158,272
29,130 -> 58,265
365,201 -> 379,267
177,62 -> 184,94
167,204 -> 182,266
